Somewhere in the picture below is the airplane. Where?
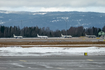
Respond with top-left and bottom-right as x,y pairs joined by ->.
37,34 -> 48,39
61,34 -> 72,38
85,34 -> 96,38
13,34 -> 23,39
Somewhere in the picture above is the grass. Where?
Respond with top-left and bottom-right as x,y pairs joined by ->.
0,41 -> 105,47
0,41 -> 105,45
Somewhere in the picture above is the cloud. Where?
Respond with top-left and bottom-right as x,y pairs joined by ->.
0,6 -> 105,13
0,0 -> 105,13
0,0 -> 105,7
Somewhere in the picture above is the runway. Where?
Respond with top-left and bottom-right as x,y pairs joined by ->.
0,56 -> 105,70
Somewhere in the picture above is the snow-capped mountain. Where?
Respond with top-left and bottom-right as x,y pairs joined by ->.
0,10 -> 105,30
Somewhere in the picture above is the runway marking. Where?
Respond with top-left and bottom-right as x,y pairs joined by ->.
19,60 -> 27,62
11,63 -> 25,67
87,59 -> 93,61
40,64 -> 53,68
56,67 -> 64,69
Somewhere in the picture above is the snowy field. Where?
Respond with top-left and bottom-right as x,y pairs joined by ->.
0,46 -> 105,56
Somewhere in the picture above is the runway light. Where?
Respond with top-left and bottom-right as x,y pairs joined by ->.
83,39 -> 85,40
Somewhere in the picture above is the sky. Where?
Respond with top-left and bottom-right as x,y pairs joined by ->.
0,0 -> 105,13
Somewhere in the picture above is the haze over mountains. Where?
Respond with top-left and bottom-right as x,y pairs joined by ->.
0,10 -> 105,30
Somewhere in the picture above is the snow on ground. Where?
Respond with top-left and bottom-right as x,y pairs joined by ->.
0,47 -> 105,56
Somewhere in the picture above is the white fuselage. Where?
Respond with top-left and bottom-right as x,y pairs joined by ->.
61,34 -> 72,38
13,34 -> 23,39
37,34 -> 48,39
85,35 -> 96,38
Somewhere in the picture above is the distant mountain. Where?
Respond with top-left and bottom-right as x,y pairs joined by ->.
0,10 -> 105,30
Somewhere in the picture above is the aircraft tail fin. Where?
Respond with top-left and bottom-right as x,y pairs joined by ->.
61,34 -> 63,37
37,34 -> 39,37
13,34 -> 15,37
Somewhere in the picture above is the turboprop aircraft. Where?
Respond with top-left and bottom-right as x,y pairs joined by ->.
85,34 -> 96,38
61,34 -> 72,38
13,34 -> 23,39
37,34 -> 48,39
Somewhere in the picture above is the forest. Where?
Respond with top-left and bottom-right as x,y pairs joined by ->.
0,25 -> 105,37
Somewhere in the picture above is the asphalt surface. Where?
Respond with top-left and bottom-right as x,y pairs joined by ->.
0,56 -> 105,70
0,37 -> 104,42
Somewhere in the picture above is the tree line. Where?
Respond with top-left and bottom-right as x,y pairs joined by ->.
0,25 -> 105,37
